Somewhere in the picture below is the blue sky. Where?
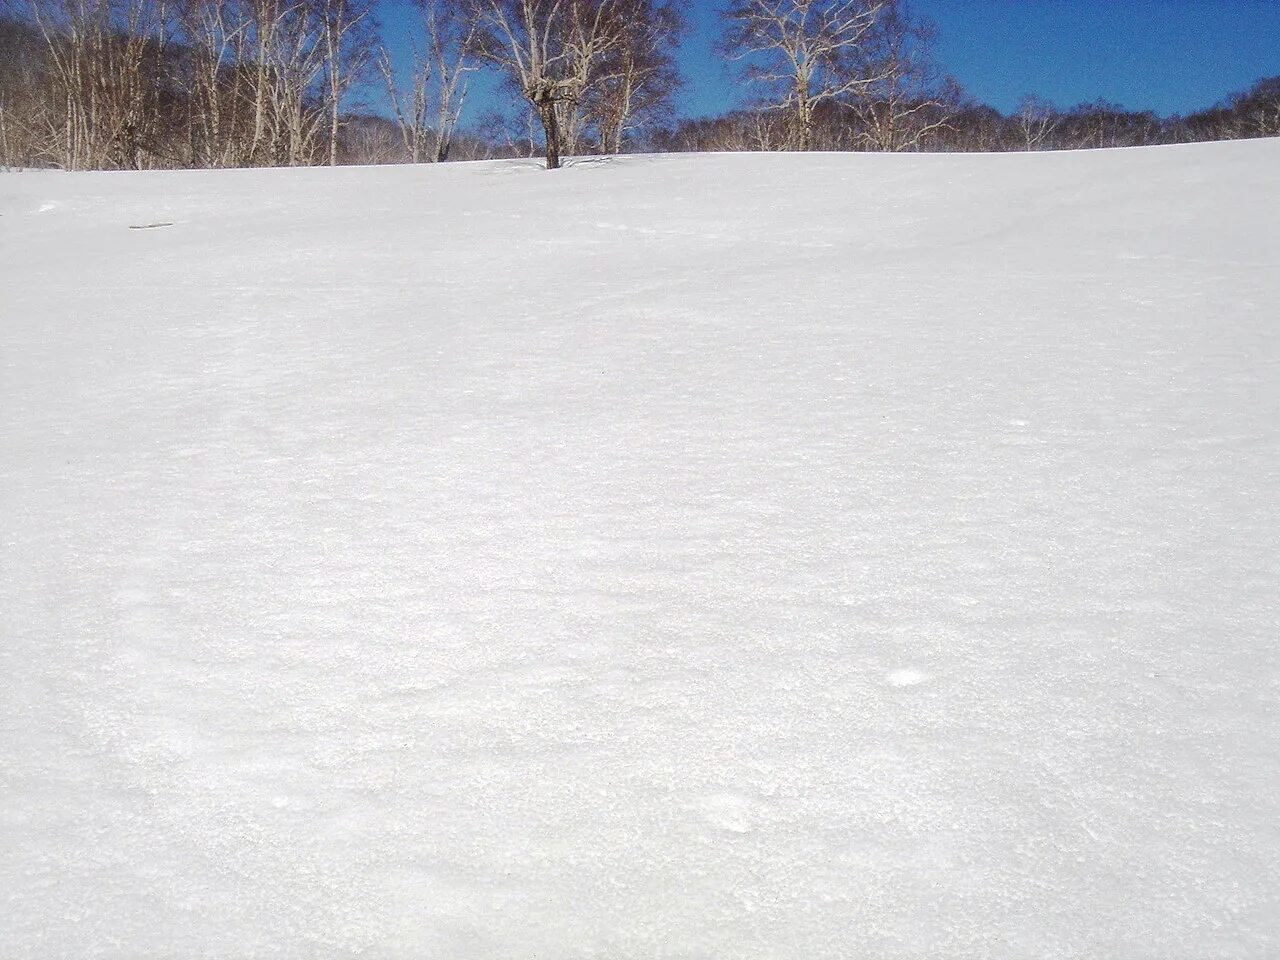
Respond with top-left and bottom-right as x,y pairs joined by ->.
376,0 -> 1280,122
674,0 -> 1280,118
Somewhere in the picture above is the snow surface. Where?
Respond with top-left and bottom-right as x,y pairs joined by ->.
2,141 -> 1279,958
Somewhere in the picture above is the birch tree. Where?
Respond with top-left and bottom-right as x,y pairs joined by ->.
722,0 -> 888,151
379,0 -> 478,163
320,0 -> 373,165
0,14 -> 50,167
25,0 -> 170,169
1014,94 -> 1058,151
176,0 -> 249,166
176,0 -> 332,166
258,0 -> 328,165
587,0 -> 682,154
464,0 -> 629,169
852,1 -> 952,152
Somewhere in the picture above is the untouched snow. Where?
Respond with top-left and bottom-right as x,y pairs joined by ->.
2,141 -> 1279,958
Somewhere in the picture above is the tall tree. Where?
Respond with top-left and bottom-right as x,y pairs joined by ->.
586,0 -> 682,154
175,0 -> 251,167
379,0 -> 478,163
722,0 -> 888,151
851,0 -> 952,152
23,0 -> 171,169
320,0 -> 374,165
463,0 -> 629,169
0,14 -> 54,167
256,0 -> 329,165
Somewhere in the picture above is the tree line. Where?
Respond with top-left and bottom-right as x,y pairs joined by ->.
1,0 -> 1277,171
655,80 -> 1280,155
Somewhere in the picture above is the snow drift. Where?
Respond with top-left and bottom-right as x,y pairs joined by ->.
2,140 -> 1278,958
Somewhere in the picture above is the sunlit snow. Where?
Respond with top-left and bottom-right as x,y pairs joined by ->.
2,140 -> 1278,957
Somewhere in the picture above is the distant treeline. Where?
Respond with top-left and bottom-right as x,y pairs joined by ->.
1,0 -> 1277,172
652,82 -> 1280,154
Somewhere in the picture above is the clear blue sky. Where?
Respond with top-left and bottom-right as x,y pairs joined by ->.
910,0 -> 1280,116
674,0 -> 1280,118
376,0 -> 1280,122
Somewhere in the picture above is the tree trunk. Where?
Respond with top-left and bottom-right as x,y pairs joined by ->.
797,111 -> 813,152
793,92 -> 814,151
538,99 -> 561,170
326,10 -> 342,166
329,93 -> 340,166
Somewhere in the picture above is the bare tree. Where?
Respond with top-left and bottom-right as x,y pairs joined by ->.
1014,94 -> 1058,151
852,0 -> 952,151
376,43 -> 428,161
586,0 -> 682,154
176,0 -> 249,166
379,0 -> 477,163
1057,100 -> 1159,151
422,0 -> 478,159
341,111 -> 400,161
1227,77 -> 1280,138
21,0 -> 170,169
320,0 -> 374,165
720,107 -> 783,150
464,0 -> 629,169
0,14 -> 47,167
259,0 -> 329,165
176,0 -> 333,167
723,0 -> 888,151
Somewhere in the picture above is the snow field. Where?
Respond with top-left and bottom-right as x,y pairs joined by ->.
2,141 -> 1279,957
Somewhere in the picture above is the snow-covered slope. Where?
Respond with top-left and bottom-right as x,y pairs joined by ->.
2,141 -> 1278,958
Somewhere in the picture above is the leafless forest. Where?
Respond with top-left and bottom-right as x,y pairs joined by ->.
1,0 -> 1277,171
